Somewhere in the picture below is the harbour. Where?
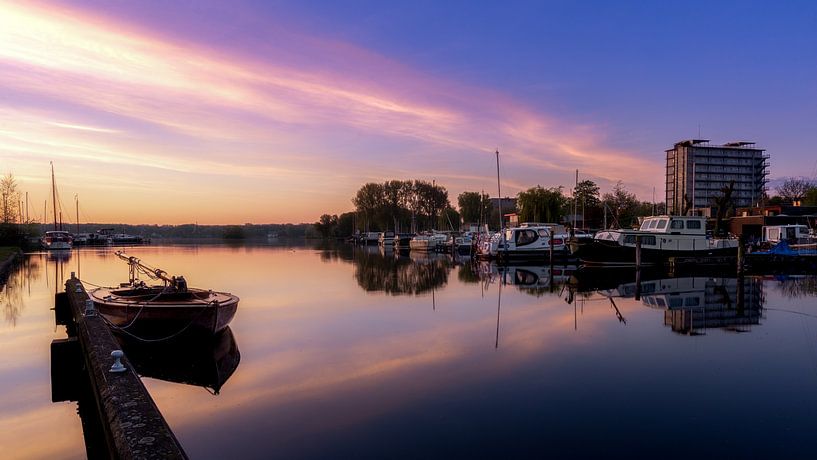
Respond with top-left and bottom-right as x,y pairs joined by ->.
2,242 -> 817,458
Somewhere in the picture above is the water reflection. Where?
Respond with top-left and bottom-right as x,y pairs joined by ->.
477,262 -> 575,297
593,276 -> 764,335
116,327 -> 241,395
1,256 -> 40,326
352,249 -> 450,295
769,275 -> 817,298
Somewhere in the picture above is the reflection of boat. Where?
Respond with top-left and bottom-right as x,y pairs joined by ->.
574,215 -> 737,267
607,277 -> 763,335
117,327 -> 240,394
481,262 -> 575,290
89,252 -> 239,338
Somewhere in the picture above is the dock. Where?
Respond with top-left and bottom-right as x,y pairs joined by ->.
56,275 -> 187,459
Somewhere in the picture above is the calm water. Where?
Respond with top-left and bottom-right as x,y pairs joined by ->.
2,242 -> 817,459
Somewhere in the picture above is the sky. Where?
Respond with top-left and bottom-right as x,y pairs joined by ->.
1,0 -> 815,224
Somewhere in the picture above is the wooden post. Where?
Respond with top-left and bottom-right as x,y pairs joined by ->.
737,234 -> 745,275
634,266 -> 642,301
635,235 -> 642,270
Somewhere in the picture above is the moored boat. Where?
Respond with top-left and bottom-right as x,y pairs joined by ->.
89,252 -> 239,338
573,215 -> 738,267
41,230 -> 73,250
477,223 -> 573,260
409,232 -> 447,252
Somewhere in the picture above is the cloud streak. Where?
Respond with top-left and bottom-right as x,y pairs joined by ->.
0,0 -> 659,222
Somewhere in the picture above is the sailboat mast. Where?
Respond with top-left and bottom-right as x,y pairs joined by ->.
75,194 -> 79,235
51,162 -> 58,230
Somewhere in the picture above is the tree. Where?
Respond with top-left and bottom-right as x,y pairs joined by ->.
776,177 -> 814,203
517,186 -> 566,224
573,179 -> 601,228
1,173 -> 21,224
711,180 -> 736,236
313,214 -> 339,238
602,181 -> 639,228
803,187 -> 817,207
457,191 -> 492,224
352,182 -> 385,231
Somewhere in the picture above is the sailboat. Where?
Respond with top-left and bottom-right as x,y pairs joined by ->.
41,162 -> 73,250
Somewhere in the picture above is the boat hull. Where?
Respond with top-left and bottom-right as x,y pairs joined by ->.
89,286 -> 238,338
575,240 -> 737,267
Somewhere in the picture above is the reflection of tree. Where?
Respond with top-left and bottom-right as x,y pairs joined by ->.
354,251 -> 450,295
1,256 -> 38,327
457,264 -> 480,284
773,276 -> 817,298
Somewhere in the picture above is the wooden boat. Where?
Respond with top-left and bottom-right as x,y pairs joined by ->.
89,252 -> 238,338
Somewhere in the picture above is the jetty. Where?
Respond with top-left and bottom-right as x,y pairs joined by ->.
55,274 -> 187,459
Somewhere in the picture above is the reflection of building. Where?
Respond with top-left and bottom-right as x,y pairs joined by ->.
637,277 -> 763,335
665,140 -> 768,215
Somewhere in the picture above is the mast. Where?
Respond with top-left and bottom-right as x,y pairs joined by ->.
51,162 -> 57,230
573,169 -> 578,229
75,194 -> 79,235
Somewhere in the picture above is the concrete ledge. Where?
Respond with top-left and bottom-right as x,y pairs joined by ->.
64,278 -> 187,460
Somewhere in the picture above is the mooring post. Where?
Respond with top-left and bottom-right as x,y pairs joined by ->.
737,233 -> 745,275
635,235 -> 642,270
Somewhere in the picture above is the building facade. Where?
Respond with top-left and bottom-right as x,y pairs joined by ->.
665,140 -> 769,215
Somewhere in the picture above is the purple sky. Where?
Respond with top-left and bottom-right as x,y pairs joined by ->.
2,0 -> 815,223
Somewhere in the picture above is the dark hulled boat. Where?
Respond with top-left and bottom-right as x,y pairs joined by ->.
573,215 -> 738,267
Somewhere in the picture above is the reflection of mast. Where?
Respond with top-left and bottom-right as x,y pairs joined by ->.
495,272 -> 503,349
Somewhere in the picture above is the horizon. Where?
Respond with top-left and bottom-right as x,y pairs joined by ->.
2,1 -> 816,225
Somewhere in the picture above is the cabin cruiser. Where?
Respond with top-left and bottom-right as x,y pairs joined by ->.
41,230 -> 73,250
477,223 -> 572,260
760,224 -> 816,248
378,231 -> 396,247
574,215 -> 738,267
409,232 -> 447,252
73,232 -> 113,246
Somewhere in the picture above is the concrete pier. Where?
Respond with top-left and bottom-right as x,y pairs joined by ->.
58,277 -> 187,459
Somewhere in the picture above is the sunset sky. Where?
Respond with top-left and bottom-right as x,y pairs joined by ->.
1,0 -> 815,224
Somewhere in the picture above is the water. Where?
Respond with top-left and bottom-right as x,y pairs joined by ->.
2,243 -> 817,458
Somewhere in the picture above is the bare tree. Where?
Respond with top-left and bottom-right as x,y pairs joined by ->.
775,177 -> 814,203
1,173 -> 21,224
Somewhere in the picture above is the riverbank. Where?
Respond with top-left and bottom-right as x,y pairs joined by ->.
0,247 -> 22,282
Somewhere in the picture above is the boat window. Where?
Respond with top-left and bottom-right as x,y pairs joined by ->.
668,297 -> 683,308
670,220 -> 684,229
538,229 -> 549,237
624,235 -> 636,244
768,228 -> 779,241
786,228 -> 797,240
686,220 -> 702,229
642,236 -> 656,245
684,297 -> 700,307
515,229 -> 539,246
656,298 -> 666,307
656,219 -> 668,229
647,220 -> 658,229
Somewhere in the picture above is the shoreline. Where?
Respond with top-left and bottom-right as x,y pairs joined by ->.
0,248 -> 22,284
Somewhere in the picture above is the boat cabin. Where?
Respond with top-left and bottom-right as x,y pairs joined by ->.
763,224 -> 814,244
637,216 -> 706,235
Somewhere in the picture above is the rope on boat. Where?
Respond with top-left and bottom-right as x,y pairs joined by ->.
79,277 -> 220,343
96,300 -> 216,343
